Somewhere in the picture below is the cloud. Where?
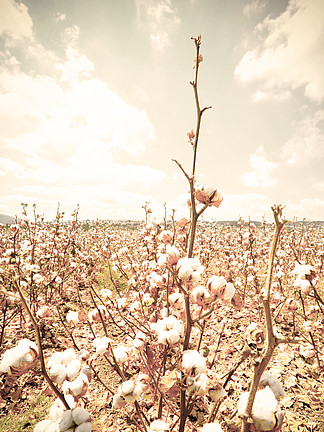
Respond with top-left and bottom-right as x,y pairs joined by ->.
281,109 -> 324,164
235,0 -> 324,101
241,146 -> 278,187
243,0 -> 266,18
135,0 -> 180,50
0,1 -> 166,219
54,12 -> 66,23
0,0 -> 34,42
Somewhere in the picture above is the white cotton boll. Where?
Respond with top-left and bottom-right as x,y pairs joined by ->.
54,395 -> 75,410
61,349 -> 77,366
166,328 -> 180,344
182,350 -> 207,374
48,352 -> 64,368
66,311 -> 79,324
123,393 -> 136,403
158,331 -> 169,345
66,359 -> 81,380
49,403 -> 64,421
72,407 -> 90,425
149,420 -> 170,431
132,382 -> 145,399
34,419 -> 57,432
300,343 -> 315,358
260,372 -> 285,399
238,387 -> 281,431
112,393 -> 125,408
68,375 -> 87,396
75,423 -> 92,432
173,321 -> 184,336
100,288 -> 112,298
58,410 -> 73,431
113,345 -> 128,364
201,423 -> 223,432
77,349 -> 89,361
46,421 -> 60,432
118,380 -> 135,396
163,315 -> 177,330
223,283 -> 235,301
178,264 -> 194,281
49,363 -> 67,384
18,338 -> 38,352
93,337 -> 111,355
192,285 -> 211,305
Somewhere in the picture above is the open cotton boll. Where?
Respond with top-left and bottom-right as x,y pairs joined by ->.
149,420 -> 170,431
47,421 -> 60,432
0,349 -> 20,372
112,393 -> 126,408
61,349 -> 77,366
58,410 -> 73,431
238,387 -> 282,431
260,372 -> 285,399
75,422 -> 92,432
118,380 -> 135,396
66,311 -> 79,324
34,419 -> 58,432
48,352 -> 64,368
54,394 -> 76,410
200,423 -> 223,432
223,283 -> 235,301
68,374 -> 88,396
166,328 -> 181,344
93,337 -> 111,355
72,407 -> 90,425
49,403 -> 64,421
182,350 -> 207,375
112,345 -> 129,364
66,359 -> 81,381
49,363 -> 67,384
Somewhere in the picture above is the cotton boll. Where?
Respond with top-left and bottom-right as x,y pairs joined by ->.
46,422 -> 60,432
113,345 -> 128,364
300,343 -> 315,358
238,387 -> 282,431
34,419 -> 57,432
201,423 -> 223,432
53,395 -> 76,410
66,359 -> 81,380
72,407 -> 90,425
118,380 -> 135,396
58,410 -> 73,431
166,328 -> 180,344
49,403 -> 64,421
178,264 -> 194,281
149,420 -> 170,431
48,352 -> 64,368
66,311 -> 79,324
49,363 -> 67,384
157,330 -> 168,345
182,350 -> 207,375
75,422 -> 92,432
223,283 -> 235,301
93,337 -> 111,355
61,349 -> 77,366
112,393 -> 126,408
260,372 -> 285,399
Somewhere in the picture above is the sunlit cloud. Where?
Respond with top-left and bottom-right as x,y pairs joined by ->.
243,0 -> 266,18
135,0 -> 180,50
235,0 -> 324,102
241,146 -> 278,187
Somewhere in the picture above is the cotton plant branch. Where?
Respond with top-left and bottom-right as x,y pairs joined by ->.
240,205 -> 287,432
13,279 -> 70,410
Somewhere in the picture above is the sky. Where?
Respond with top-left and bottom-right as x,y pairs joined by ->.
0,0 -> 324,223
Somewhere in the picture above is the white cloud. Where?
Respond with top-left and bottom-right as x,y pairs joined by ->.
0,0 -> 34,42
0,3 -> 166,220
281,109 -> 324,164
54,12 -> 66,23
135,0 -> 180,50
243,0 -> 266,18
283,198 -> 324,221
235,0 -> 324,101
241,146 -> 278,187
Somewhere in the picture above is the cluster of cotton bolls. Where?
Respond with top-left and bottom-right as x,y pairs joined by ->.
151,315 -> 184,345
34,406 -> 92,432
238,371 -> 285,431
177,257 -> 204,283
292,262 -> 316,294
112,373 -> 150,407
0,338 -> 38,373
48,348 -> 90,398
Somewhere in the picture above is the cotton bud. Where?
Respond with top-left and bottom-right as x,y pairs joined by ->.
238,387 -> 283,431
182,350 -> 207,375
149,420 -> 170,431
